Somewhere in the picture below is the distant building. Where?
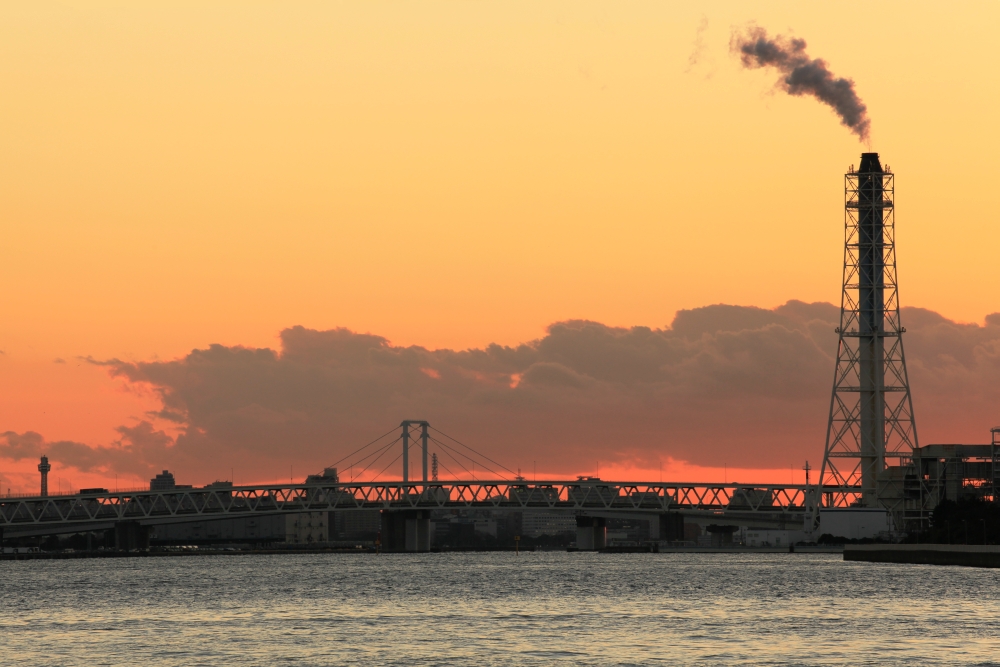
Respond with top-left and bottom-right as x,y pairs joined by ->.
151,515 -> 287,543
152,513 -> 330,545
744,529 -> 807,547
684,523 -> 702,542
704,525 -> 738,547
605,518 -> 650,543
331,510 -> 380,542
433,517 -> 476,546
150,470 -> 177,490
305,467 -> 339,484
149,469 -> 337,545
818,508 -> 893,540
473,519 -> 497,538
521,511 -> 576,538
286,512 -> 328,544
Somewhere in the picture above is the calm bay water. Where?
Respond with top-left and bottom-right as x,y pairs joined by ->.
2,552 -> 999,666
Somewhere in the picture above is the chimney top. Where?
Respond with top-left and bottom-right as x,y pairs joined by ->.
858,152 -> 882,173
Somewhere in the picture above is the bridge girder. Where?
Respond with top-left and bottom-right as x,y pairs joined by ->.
0,480 -> 861,537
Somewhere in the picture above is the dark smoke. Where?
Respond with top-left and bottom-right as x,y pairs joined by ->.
732,26 -> 871,142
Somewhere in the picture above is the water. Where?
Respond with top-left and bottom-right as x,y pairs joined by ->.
2,552 -> 999,666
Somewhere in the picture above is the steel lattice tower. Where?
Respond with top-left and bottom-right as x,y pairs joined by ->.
819,152 -> 918,510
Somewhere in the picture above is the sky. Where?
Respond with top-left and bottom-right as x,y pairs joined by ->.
2,1 -> 999,492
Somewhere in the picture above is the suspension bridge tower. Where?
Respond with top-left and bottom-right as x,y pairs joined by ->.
819,153 -> 919,512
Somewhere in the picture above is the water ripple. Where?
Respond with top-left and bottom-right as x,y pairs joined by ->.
1,552 -> 999,665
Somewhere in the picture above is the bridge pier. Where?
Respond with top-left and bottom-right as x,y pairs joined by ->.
656,512 -> 685,542
380,510 -> 431,552
575,516 -> 606,550
114,521 -> 149,551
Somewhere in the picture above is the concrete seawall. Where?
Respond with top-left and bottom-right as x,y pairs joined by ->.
844,544 -> 1000,568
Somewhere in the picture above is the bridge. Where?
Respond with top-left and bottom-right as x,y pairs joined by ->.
0,479 -> 832,551
0,421 -> 861,551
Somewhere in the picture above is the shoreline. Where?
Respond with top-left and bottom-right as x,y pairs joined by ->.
2,545 -> 845,560
844,544 -> 1000,568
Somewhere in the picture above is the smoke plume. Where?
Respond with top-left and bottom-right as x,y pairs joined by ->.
732,26 -> 871,142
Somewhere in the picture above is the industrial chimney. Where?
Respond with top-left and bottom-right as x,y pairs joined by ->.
857,152 -> 887,491
819,153 -> 918,511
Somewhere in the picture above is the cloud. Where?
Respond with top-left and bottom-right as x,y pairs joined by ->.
1,422 -> 174,476
98,308 -> 845,477
8,300 -> 999,483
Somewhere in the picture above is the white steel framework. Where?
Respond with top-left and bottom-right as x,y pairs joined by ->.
820,153 -> 918,511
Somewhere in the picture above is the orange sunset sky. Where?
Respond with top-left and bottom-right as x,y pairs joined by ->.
2,2 -> 999,493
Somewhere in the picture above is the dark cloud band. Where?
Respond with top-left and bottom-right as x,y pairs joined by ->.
5,302 -> 999,480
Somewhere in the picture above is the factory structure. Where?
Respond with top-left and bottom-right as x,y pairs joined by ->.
818,153 -> 999,533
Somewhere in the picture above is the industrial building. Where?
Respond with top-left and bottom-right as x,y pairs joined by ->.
909,438 -> 1000,508
331,509 -> 380,542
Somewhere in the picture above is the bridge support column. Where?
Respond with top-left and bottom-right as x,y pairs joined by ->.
380,510 -> 431,552
402,423 -> 410,484
114,521 -> 149,551
575,516 -> 606,551
421,422 -> 429,484
657,513 -> 685,542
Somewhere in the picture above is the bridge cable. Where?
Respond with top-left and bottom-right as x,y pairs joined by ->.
354,440 -> 398,479
429,435 -> 507,480
431,440 -> 475,479
345,436 -> 402,472
350,438 -> 402,483
428,435 -> 507,479
342,440 -> 402,482
324,426 -> 400,471
370,449 -> 406,483
428,436 -> 488,476
429,426 -> 518,477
